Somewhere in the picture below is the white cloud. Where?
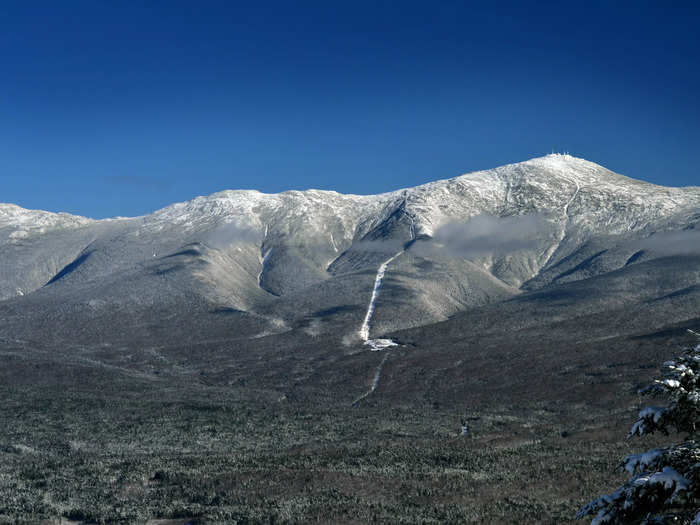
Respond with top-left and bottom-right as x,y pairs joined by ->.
415,214 -> 546,258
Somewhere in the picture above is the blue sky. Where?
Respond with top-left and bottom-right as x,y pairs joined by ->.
2,1 -> 699,218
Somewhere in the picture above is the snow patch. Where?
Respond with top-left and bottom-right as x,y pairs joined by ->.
9,230 -> 29,239
365,338 -> 398,351
624,448 -> 666,475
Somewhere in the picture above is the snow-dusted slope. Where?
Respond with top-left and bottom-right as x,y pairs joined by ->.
1,155 -> 698,339
0,204 -> 94,235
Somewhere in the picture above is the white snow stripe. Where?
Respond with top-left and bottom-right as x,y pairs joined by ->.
359,251 -> 403,341
352,353 -> 390,405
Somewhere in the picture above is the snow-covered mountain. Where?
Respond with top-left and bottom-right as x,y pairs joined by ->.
2,154 -> 699,343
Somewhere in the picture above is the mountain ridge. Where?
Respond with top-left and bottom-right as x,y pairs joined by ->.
1,154 -> 698,345
2,154 -> 698,226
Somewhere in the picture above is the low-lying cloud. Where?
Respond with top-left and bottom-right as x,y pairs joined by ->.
416,214 -> 546,258
631,229 -> 700,256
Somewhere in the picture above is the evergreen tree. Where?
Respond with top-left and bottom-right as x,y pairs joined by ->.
578,330 -> 700,524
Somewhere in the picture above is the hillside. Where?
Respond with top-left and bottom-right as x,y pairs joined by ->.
0,154 -> 699,523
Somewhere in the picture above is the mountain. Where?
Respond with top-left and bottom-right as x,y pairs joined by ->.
2,154 -> 700,523
1,154 -> 698,347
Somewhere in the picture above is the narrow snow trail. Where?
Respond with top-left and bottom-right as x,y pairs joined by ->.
358,250 -> 403,345
258,249 -> 272,288
352,353 -> 390,406
257,225 -> 270,288
563,178 -> 581,217
358,212 -> 416,350
354,212 -> 415,405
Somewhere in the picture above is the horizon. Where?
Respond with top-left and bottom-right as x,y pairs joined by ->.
2,2 -> 699,219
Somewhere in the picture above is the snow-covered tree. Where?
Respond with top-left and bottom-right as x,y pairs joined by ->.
578,330 -> 700,524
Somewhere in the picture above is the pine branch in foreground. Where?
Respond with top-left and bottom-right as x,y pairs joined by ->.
578,330 -> 700,525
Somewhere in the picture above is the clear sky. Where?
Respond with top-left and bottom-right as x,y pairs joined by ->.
2,1 -> 699,218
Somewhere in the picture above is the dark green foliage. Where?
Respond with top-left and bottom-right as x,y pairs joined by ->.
578,332 -> 700,524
